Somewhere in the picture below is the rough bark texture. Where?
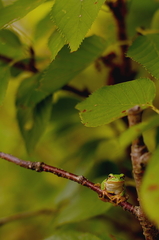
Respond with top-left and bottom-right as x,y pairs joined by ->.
128,106 -> 159,240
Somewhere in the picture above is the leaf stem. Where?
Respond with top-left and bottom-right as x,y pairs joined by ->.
151,105 -> 159,114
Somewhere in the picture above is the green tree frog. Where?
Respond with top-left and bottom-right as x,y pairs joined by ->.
100,173 -> 128,205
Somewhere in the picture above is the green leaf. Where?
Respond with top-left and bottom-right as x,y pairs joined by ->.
140,146 -> 159,227
127,34 -> 159,79
50,0 -> 105,51
51,97 -> 79,122
0,29 -> 22,48
54,186 -> 110,226
0,0 -> 46,29
0,62 -> 10,105
16,73 -> 47,108
0,29 -> 24,58
0,0 -> 3,9
40,35 -> 108,94
76,78 -> 156,127
48,29 -> 66,60
45,230 -> 103,240
34,12 -> 54,40
17,95 -> 52,152
119,114 -> 159,148
50,97 -> 80,135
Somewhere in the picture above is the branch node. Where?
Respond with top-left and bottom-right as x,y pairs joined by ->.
77,175 -> 87,184
128,105 -> 141,115
28,162 -> 44,172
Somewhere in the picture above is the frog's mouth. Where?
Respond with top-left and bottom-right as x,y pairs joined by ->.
106,181 -> 124,195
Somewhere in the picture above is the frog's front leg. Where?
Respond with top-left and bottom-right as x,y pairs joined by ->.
108,193 -> 128,205
99,190 -> 116,204
100,190 -> 127,205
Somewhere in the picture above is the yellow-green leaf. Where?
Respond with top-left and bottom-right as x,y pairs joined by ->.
127,34 -> 159,79
76,78 -> 156,127
140,146 -> 159,227
0,62 -> 10,105
0,0 -> 46,29
40,35 -> 108,94
50,0 -> 105,51
45,230 -> 104,240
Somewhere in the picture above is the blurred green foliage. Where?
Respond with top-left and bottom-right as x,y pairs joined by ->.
0,0 -> 159,240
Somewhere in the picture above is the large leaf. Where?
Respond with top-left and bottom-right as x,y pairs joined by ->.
50,97 -> 80,135
45,230 -> 104,240
0,29 -> 21,48
76,78 -> 156,127
16,73 -> 48,109
0,0 -> 46,29
17,95 -> 52,153
54,186 -> 110,226
40,35 -> 108,93
127,34 -> 159,79
48,29 -> 66,60
0,62 -> 10,105
34,11 -> 54,40
50,0 -> 105,51
0,29 -> 24,59
140,146 -> 159,227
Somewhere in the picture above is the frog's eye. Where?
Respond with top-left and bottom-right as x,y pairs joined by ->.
120,174 -> 125,179
108,173 -> 114,179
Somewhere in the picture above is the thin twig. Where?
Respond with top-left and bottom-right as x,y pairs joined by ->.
0,152 -> 137,216
0,53 -> 38,73
29,46 -> 38,73
62,85 -> 90,97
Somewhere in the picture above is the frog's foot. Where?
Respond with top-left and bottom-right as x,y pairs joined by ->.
99,190 -> 114,203
99,191 -> 128,205
110,195 -> 128,205
94,183 -> 101,188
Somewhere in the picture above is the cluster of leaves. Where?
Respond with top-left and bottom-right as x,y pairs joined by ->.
1,0 -> 159,240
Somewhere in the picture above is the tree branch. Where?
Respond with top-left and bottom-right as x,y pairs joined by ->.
0,152 -> 136,216
128,106 -> 150,195
128,106 -> 159,240
106,0 -> 128,54
0,47 -> 38,74
104,0 -> 136,84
